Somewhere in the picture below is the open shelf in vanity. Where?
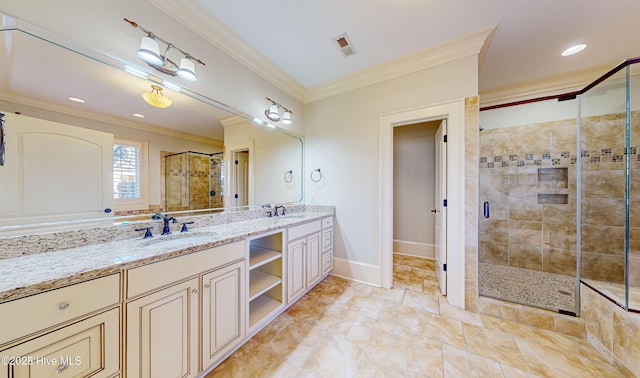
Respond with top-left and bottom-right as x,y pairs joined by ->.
247,230 -> 285,330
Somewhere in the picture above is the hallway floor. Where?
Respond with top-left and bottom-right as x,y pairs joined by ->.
207,254 -> 625,377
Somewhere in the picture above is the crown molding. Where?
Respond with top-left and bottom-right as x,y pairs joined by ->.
304,24 -> 497,104
219,114 -> 249,127
479,62 -> 618,108
0,93 -> 223,147
146,0 -> 306,103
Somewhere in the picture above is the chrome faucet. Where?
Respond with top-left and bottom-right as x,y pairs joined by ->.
161,215 -> 177,235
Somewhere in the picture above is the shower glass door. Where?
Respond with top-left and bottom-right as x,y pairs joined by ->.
479,97 -> 579,314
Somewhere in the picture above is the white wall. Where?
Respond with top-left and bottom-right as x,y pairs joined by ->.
393,121 -> 437,255
224,121 -> 303,205
304,56 -> 478,281
0,101 -> 221,207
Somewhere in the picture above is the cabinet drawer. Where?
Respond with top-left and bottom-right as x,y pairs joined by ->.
0,307 -> 120,378
126,240 -> 244,298
322,217 -> 333,229
322,229 -> 333,251
288,220 -> 321,241
0,274 -> 120,346
322,252 -> 333,275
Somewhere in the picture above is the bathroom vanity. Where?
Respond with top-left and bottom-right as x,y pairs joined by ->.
0,209 -> 334,378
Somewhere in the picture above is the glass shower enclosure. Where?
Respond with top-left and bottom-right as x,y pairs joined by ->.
479,57 -> 640,314
165,151 -> 224,212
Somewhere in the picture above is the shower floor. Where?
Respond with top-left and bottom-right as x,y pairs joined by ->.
479,263 -> 576,313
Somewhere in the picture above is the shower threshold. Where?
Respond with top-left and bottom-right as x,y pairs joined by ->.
479,263 -> 576,314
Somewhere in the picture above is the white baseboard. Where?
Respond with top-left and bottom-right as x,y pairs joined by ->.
332,257 -> 380,286
393,240 -> 435,259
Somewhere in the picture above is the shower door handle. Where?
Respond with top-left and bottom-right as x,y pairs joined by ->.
483,201 -> 490,219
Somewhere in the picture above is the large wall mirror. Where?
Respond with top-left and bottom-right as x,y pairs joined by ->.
0,15 -> 303,233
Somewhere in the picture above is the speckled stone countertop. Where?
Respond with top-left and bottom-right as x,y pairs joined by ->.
0,210 -> 333,303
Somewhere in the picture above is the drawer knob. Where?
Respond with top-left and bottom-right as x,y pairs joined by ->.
57,302 -> 70,311
57,363 -> 69,373
192,289 -> 198,294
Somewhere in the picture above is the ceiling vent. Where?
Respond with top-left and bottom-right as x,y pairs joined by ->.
334,33 -> 356,58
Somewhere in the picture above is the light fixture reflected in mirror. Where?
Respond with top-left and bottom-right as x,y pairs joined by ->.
142,85 -> 172,109
125,18 -> 205,82
266,104 -> 280,121
282,111 -> 292,125
265,97 -> 293,125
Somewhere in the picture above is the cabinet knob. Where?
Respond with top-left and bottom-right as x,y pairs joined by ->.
57,302 -> 70,311
57,363 -> 69,373
192,289 -> 198,294
204,284 -> 210,289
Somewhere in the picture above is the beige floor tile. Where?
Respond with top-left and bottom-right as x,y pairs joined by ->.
377,300 -> 421,332
371,286 -> 406,303
417,312 -> 466,349
442,343 -> 504,377
394,273 -> 425,291
302,338 -> 364,377
389,326 -> 444,377
499,364 -> 541,377
207,256 -> 625,378
515,338 -> 595,378
462,323 -> 529,371
403,289 -> 440,314
440,297 -> 484,326
354,356 -> 415,378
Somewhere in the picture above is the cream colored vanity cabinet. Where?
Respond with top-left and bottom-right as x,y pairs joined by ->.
0,274 -> 121,378
286,220 -> 322,303
124,240 -> 245,378
247,231 -> 285,332
201,260 -> 245,369
125,277 -> 199,378
321,216 -> 334,274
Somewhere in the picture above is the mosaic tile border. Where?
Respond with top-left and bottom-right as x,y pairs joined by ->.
480,147 -> 640,169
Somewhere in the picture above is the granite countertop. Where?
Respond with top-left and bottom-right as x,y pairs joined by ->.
0,211 -> 332,303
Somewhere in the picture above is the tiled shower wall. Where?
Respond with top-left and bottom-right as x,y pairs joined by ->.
165,153 -> 223,212
480,110 -> 640,285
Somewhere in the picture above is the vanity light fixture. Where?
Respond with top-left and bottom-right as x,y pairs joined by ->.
142,85 -> 172,109
265,97 -> 293,124
125,18 -> 205,82
561,43 -> 587,57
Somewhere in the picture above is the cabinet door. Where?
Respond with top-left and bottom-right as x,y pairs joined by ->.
286,239 -> 306,302
202,261 -> 245,369
0,307 -> 119,378
126,278 -> 199,378
306,232 -> 322,288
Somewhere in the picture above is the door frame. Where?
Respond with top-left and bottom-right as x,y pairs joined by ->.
224,140 -> 254,208
379,99 -> 465,308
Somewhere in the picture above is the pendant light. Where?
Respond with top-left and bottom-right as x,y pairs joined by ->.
142,85 -> 172,109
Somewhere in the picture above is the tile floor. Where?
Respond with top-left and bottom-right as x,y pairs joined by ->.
206,254 -> 626,377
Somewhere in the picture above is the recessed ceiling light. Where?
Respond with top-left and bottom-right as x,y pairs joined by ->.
67,96 -> 86,103
132,113 -> 145,118
562,43 -> 587,57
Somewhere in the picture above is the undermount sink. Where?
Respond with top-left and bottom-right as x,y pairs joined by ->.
140,232 -> 217,249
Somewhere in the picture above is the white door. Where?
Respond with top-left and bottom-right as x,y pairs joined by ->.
435,120 -> 447,295
0,113 -> 113,227
233,151 -> 249,206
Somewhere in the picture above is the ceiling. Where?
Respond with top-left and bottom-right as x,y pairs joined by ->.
197,0 -> 640,95
0,0 -> 639,140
